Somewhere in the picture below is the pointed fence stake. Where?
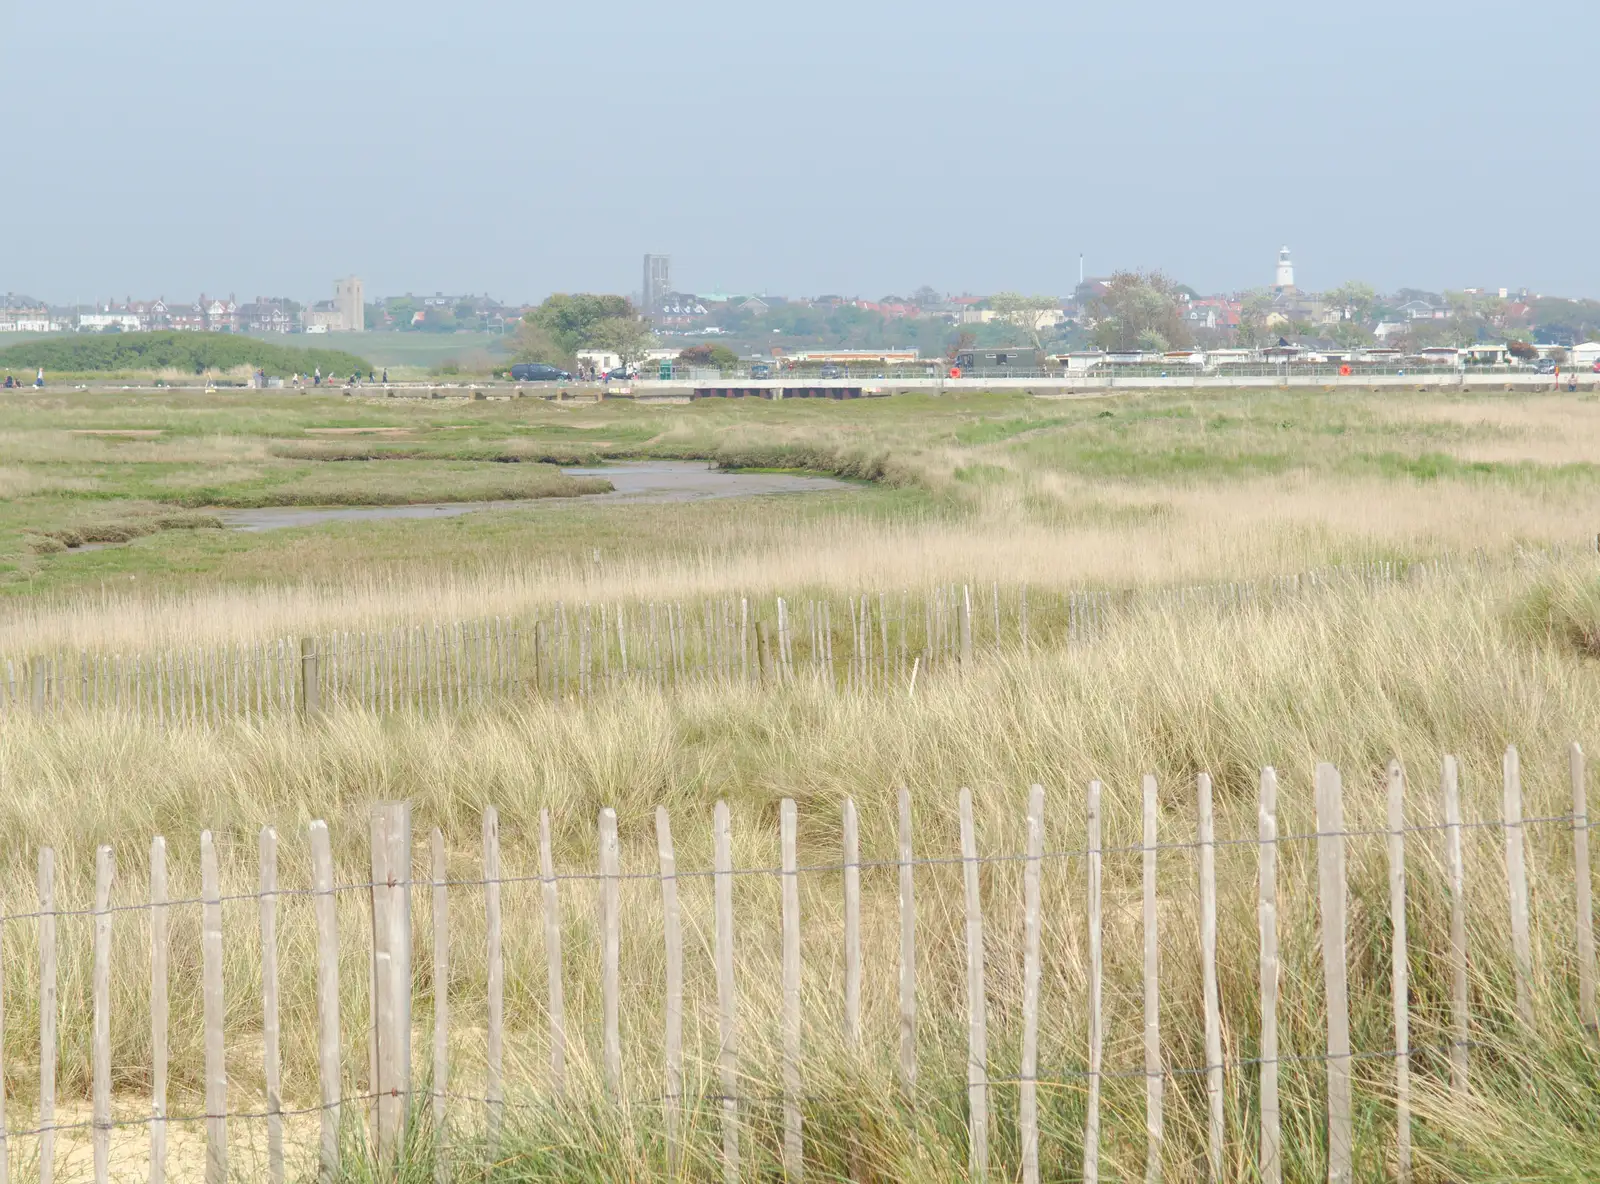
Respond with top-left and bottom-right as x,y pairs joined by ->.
656,807 -> 684,1177
431,828 -> 449,1169
483,807 -> 504,1137
1574,743 -> 1597,1035
38,848 -> 55,1184
714,800 -> 740,1184
1503,747 -> 1535,1027
1443,756 -> 1471,1092
1020,784 -> 1045,1184
92,846 -> 113,1184
1387,761 -> 1412,1182
959,787 -> 988,1181
780,799 -> 804,1179
201,831 -> 227,1184
1317,764 -> 1353,1184
150,838 -> 169,1184
1198,774 -> 1223,1182
310,821 -> 340,1178
843,797 -> 862,1049
898,787 -> 917,1093
1144,774 -> 1164,1184
1258,769 -> 1281,1184
259,828 -> 284,1184
1085,781 -> 1104,1184
539,808 -> 566,1092
600,807 -> 622,1096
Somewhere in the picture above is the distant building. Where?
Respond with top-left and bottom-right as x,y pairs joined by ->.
0,298 -> 61,332
335,277 -> 364,333
202,295 -> 240,332
79,312 -> 142,331
239,298 -> 296,334
654,292 -> 708,329
1273,246 -> 1295,293
643,254 -> 672,316
306,277 -> 364,332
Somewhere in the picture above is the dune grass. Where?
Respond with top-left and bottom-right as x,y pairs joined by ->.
2,386 -> 1600,1178
0,566 -> 1598,1178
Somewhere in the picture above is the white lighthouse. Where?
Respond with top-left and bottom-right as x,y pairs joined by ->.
1274,246 -> 1295,293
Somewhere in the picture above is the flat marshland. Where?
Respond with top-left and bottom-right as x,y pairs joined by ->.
1,385 -> 1600,1180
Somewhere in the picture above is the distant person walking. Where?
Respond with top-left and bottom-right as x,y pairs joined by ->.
381,368 -> 388,383
313,366 -> 322,387
2,374 -> 13,388
34,367 -> 44,388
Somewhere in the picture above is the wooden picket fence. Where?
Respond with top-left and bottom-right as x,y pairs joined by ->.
2,742 -> 1595,1183
0,555 -> 1497,725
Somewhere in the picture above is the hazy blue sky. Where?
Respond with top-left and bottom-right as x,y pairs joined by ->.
6,0 -> 1596,304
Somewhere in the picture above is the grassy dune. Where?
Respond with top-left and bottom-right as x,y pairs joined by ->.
0,567 -> 1598,1179
0,386 -> 1598,1179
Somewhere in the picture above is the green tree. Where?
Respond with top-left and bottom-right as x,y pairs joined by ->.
511,321 -> 577,369
1236,290 -> 1275,347
1088,271 -> 1193,352
588,315 -> 657,369
988,292 -> 1061,351
678,343 -> 740,369
528,294 -> 635,354
1324,281 -> 1377,324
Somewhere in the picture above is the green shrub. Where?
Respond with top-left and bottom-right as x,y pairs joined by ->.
0,332 -> 370,378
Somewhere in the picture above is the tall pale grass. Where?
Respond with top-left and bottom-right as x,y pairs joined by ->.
0,565 -> 1596,1178
4,476 -> 1595,656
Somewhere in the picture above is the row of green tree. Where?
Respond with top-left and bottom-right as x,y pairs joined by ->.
0,332 -> 370,377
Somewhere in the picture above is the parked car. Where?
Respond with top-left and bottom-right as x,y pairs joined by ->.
1535,359 -> 1557,374
749,363 -> 772,378
819,363 -> 844,379
602,367 -> 635,381
511,363 -> 571,381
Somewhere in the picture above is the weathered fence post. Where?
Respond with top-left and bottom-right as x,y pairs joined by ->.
309,820 -> 341,1178
260,828 -> 284,1184
1020,784 -> 1045,1184
1503,747 -> 1535,1027
150,838 -> 169,1184
92,846 -> 113,1184
714,800 -> 740,1183
1257,769 -> 1281,1184
38,848 -> 55,1184
1574,743 -> 1597,1034
780,798 -> 804,1179
1144,774 -> 1163,1184
431,828 -> 449,1165
898,787 -> 917,1093
843,797 -> 862,1047
959,586 -> 973,673
484,807 -> 504,1134
599,807 -> 622,1097
1442,756 -> 1470,1092
657,807 -> 684,1176
201,830 -> 227,1184
1387,761 -> 1412,1182
300,636 -> 320,716
539,808 -> 566,1092
370,802 -> 413,1161
1085,780 -> 1104,1184
1316,763 -> 1353,1184
959,787 -> 988,1180
1198,774 -> 1223,1181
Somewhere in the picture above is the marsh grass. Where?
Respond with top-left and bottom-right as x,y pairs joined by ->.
0,569 -> 1598,1178
2,389 -> 1600,1176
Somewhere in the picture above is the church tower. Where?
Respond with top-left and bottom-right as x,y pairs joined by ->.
1274,246 -> 1295,292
